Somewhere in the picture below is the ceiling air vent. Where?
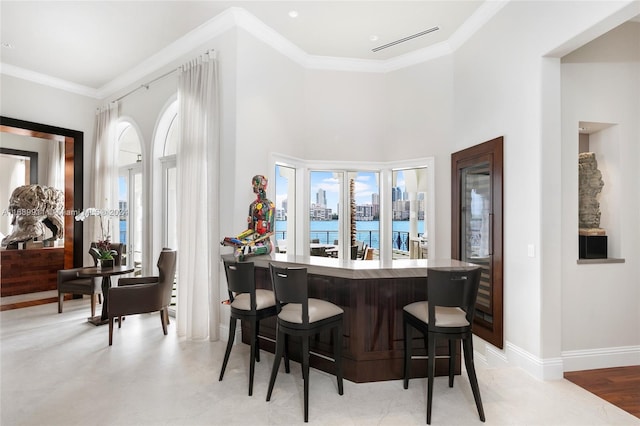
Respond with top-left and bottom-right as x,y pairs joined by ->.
372,26 -> 439,52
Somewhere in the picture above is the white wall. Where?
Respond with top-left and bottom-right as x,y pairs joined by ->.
453,1 -> 548,368
0,75 -> 99,195
384,56 -> 455,260
560,21 -> 640,371
302,69 -> 386,161
452,0 -> 640,378
233,29 -> 305,231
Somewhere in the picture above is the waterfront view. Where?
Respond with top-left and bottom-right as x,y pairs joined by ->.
274,219 -> 424,251
274,165 -> 429,256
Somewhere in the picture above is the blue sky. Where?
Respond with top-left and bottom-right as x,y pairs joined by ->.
274,166 -> 406,212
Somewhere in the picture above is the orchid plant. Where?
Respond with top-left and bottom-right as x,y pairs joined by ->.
76,206 -> 117,260
91,239 -> 118,260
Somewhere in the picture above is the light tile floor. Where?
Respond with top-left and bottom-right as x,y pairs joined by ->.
1,297 -> 638,426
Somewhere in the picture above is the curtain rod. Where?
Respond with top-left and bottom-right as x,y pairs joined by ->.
114,49 -> 215,102
114,68 -> 177,102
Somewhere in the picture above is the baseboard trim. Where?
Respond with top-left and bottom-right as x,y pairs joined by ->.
477,339 -> 640,380
562,345 -> 640,372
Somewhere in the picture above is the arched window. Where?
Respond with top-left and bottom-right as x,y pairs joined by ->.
160,106 -> 178,250
153,99 -> 178,313
117,120 -> 143,275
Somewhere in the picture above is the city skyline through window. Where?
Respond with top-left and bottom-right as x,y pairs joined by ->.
276,170 -> 390,218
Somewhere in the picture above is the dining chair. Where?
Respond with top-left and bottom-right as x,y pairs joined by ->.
267,264 -> 344,423
363,247 -> 374,260
107,248 -> 176,345
359,244 -> 370,260
403,266 -> 484,424
219,260 -> 277,396
57,242 -> 124,317
276,239 -> 287,253
310,246 -> 327,257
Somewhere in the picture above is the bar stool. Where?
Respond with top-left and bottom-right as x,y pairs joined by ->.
266,264 -> 344,423
219,260 -> 277,396
403,266 -> 485,424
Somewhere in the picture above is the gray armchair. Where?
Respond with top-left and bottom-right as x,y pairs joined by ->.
107,249 -> 176,345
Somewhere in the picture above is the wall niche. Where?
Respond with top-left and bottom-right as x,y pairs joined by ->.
577,120 -> 623,263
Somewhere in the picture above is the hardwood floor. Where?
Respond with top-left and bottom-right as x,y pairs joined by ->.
0,290 -> 65,312
565,366 -> 640,419
0,296 -> 58,311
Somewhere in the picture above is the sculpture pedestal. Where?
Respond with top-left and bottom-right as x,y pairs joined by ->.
579,235 -> 607,259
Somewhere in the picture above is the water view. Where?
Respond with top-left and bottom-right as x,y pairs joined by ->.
275,220 -> 424,251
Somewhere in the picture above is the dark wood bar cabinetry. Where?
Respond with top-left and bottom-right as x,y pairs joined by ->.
235,254 -> 474,383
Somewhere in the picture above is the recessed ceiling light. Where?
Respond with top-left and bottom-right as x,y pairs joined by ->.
288,10 -> 298,18
369,35 -> 379,42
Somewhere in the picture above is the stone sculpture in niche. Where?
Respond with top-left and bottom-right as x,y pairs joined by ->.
578,152 -> 605,232
578,152 -> 607,258
1,184 -> 65,247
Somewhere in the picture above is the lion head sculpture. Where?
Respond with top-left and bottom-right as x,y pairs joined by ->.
1,184 -> 65,247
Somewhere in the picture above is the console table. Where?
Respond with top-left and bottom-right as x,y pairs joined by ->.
1,247 -> 64,296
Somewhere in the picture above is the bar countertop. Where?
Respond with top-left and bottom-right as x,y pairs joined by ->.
222,252 -> 477,280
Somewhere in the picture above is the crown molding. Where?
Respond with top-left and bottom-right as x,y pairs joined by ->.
233,7 -> 309,68
448,0 -> 510,51
1,3 -> 509,99
97,7 -> 238,99
0,62 -> 100,98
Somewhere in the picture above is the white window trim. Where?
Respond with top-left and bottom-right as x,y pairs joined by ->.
160,154 -> 177,248
270,153 -> 435,262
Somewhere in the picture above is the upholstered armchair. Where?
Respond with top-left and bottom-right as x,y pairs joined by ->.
57,242 -> 124,317
107,249 -> 176,345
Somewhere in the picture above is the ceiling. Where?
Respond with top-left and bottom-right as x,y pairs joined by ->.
0,1 -> 488,96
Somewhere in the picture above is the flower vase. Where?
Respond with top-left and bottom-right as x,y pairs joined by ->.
100,259 -> 114,268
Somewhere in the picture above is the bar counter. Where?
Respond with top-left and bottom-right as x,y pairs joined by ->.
226,253 -> 476,383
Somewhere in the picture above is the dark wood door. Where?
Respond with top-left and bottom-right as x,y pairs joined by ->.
451,137 -> 503,349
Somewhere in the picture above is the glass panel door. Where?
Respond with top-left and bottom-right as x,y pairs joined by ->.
392,168 -> 427,260
309,170 -> 340,257
132,171 -> 143,274
461,163 -> 491,312
165,165 -> 177,250
452,137 -> 503,349
274,164 -> 295,255
118,168 -> 143,275
350,171 -> 379,260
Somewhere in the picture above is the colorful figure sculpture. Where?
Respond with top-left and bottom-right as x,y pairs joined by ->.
221,175 -> 275,260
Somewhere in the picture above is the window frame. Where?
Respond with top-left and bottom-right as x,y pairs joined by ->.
271,154 -> 435,262
116,119 -> 144,273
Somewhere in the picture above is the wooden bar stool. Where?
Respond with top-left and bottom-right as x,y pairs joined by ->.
219,260 -> 277,396
266,264 -> 344,422
403,266 -> 485,424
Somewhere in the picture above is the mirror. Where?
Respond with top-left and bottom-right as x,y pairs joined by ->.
0,116 -> 83,268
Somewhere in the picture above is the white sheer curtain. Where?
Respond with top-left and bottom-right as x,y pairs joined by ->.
176,51 -> 220,341
47,140 -> 64,191
92,102 -> 119,243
